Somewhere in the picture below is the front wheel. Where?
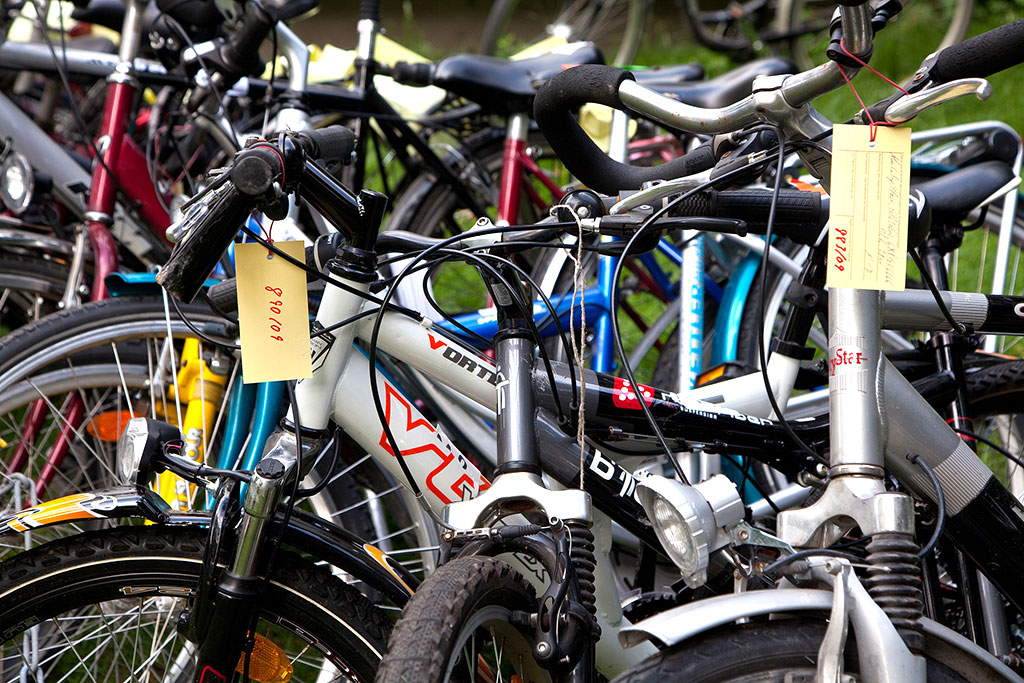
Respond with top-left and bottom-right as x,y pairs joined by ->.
611,620 -> 980,682
0,526 -> 391,682
376,555 -> 551,683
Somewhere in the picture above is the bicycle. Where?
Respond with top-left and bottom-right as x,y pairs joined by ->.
376,9 -> 1024,682
2,60 -> 1024,681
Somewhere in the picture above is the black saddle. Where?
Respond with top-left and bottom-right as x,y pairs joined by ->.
650,57 -> 796,109
633,62 -> 706,86
70,0 -> 125,32
914,160 -> 1015,226
431,42 -> 605,115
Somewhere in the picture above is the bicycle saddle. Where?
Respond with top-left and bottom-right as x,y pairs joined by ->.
913,160 -> 1015,226
431,42 -> 605,115
70,0 -> 126,33
633,62 -> 706,86
649,57 -> 796,109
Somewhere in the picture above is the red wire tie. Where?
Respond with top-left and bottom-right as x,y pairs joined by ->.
838,38 -> 911,142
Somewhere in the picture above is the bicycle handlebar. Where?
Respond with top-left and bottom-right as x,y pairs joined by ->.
533,7 -> 1024,195
534,3 -> 875,193
533,65 -> 718,194
928,18 -> 1024,84
158,126 -> 357,302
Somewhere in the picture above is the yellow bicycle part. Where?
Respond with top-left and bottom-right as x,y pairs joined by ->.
154,339 -> 229,510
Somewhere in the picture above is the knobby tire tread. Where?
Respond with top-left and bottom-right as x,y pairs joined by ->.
375,555 -> 536,683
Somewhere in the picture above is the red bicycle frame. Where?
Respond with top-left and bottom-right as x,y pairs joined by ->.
10,0 -> 170,496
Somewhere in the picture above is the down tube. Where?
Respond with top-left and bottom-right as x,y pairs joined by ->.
331,348 -> 490,519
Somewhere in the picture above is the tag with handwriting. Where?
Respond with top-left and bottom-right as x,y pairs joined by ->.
827,124 -> 911,291
235,241 -> 311,383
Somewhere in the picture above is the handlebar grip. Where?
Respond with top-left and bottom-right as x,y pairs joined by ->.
391,61 -> 435,86
930,19 -> 1024,84
360,0 -> 380,22
534,65 -> 717,195
157,187 -> 254,303
219,1 -> 274,79
671,188 -> 825,243
295,126 -> 357,164
206,278 -> 238,313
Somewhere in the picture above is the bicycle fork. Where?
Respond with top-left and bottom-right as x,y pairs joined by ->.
777,287 -> 927,682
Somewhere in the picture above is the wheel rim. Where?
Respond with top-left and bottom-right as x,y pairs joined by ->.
443,604 -> 551,682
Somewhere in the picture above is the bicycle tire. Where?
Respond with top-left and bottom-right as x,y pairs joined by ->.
0,251 -> 72,332
0,526 -> 390,682
376,555 -> 551,683
610,620 -> 978,682
479,0 -> 649,66
0,297 -> 437,581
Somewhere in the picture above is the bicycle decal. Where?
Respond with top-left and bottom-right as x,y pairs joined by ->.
377,382 -> 490,504
612,376 -> 655,409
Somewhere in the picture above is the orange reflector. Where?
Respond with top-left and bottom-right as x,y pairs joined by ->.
236,633 -> 293,683
84,411 -> 134,442
696,365 -> 725,387
789,178 -> 828,195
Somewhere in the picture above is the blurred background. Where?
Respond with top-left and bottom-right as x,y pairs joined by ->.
290,0 -> 1024,132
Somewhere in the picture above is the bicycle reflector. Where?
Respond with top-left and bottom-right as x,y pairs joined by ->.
235,633 -> 293,683
636,474 -> 744,588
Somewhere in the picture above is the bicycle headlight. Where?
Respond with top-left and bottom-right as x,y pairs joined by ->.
637,473 -> 745,588
116,417 -> 181,487
0,152 -> 34,214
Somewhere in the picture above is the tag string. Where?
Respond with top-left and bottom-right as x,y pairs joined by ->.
838,38 -> 911,142
249,213 -> 275,257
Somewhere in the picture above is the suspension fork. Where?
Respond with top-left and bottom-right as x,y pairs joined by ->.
155,340 -> 231,510
188,438 -> 304,683
777,286 -> 926,681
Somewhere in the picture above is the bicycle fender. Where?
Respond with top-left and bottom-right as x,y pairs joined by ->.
0,486 -> 417,606
0,486 -> 171,534
277,508 -> 418,605
619,589 -> 1019,682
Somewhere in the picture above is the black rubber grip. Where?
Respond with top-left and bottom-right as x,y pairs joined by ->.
360,0 -> 380,22
390,61 -> 435,86
295,126 -> 357,164
671,188 -> 825,243
206,277 -> 238,313
534,64 -> 717,194
220,1 -> 273,78
930,19 -> 1024,84
157,188 -> 254,303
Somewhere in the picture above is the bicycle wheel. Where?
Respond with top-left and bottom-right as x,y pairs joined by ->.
0,297 -> 436,579
961,360 -> 1024,499
783,0 -> 973,72
0,251 -> 70,333
0,526 -> 389,682
387,127 -> 571,317
376,555 -> 551,683
610,620 -> 978,682
480,0 -> 649,65
679,0 -> 783,58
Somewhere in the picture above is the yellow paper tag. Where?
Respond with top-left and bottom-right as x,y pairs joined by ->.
826,124 -> 911,291
235,241 -> 311,383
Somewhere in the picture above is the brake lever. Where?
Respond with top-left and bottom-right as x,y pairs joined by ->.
883,78 -> 992,124
610,170 -> 713,215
